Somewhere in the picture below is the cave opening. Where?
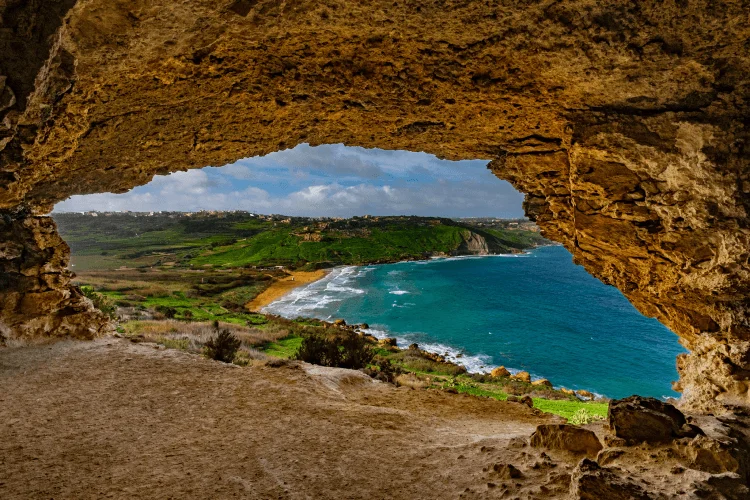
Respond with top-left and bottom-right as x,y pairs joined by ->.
49,144 -> 686,401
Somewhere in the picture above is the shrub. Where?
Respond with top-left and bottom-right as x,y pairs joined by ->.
365,356 -> 401,383
80,286 -> 117,319
204,328 -> 241,363
295,331 -> 373,369
568,408 -> 605,425
155,305 -> 177,319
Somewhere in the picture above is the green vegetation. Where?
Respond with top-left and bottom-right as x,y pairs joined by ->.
294,330 -> 374,369
204,328 -> 242,363
263,334 -> 304,358
80,286 -> 117,319
54,212 -> 548,271
55,211 -> 605,422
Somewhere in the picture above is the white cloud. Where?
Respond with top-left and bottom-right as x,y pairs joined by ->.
53,145 -> 525,217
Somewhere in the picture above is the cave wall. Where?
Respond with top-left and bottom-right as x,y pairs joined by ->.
0,0 -> 748,409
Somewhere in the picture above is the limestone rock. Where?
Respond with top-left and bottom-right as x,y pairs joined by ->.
490,366 -> 510,378
570,459 -> 651,500
0,0 -> 748,410
680,435 -> 742,474
512,371 -> 531,383
608,396 -> 703,444
529,424 -> 603,457
491,463 -> 522,479
531,378 -> 553,388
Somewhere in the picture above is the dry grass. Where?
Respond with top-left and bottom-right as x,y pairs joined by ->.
395,373 -> 430,390
124,320 -> 291,349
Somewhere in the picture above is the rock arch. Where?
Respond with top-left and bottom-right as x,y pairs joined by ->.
0,0 -> 748,410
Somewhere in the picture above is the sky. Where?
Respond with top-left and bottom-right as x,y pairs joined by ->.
54,144 -> 526,218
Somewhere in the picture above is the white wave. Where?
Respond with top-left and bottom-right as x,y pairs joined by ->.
389,290 -> 409,295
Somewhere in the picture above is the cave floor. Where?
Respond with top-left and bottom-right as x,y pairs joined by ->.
0,339 -> 703,499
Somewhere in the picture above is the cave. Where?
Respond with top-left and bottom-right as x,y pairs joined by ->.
1,0 -> 749,419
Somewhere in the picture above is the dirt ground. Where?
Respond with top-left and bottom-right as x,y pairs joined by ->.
0,339 -> 734,499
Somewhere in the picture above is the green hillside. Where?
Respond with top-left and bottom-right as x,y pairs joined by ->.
53,212 -> 548,271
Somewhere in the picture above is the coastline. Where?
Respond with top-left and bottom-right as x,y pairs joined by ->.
246,269 -> 329,312
260,248 -> 616,400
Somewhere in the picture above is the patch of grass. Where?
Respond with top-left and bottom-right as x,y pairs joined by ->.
453,382 -> 509,401
263,335 -> 304,359
532,399 -> 609,421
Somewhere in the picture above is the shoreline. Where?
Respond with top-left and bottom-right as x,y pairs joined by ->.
247,246 -> 551,313
258,248 -> 610,401
245,269 -> 329,312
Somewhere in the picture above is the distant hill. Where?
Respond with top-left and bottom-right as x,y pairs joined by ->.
53,212 -> 549,271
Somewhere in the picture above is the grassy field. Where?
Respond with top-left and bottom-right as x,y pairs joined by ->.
54,212 -> 548,271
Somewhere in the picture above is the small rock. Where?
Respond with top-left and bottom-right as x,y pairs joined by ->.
333,319 -> 346,326
681,435 -> 740,474
570,458 -> 651,499
529,424 -> 603,457
491,366 -> 510,378
512,371 -> 531,383
492,463 -> 522,479
531,378 -> 553,388
576,389 -> 594,399
359,323 -> 369,329
408,343 -> 419,350
603,435 -> 627,447
378,337 -> 398,348
561,387 -> 576,395
596,449 -> 624,466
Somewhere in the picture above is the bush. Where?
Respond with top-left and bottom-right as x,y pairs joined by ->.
204,328 -> 241,363
568,408 -> 605,425
155,305 -> 177,319
365,356 -> 401,383
80,286 -> 117,319
295,331 -> 373,369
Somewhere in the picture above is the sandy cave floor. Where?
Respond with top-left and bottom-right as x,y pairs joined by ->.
0,339 -> 709,499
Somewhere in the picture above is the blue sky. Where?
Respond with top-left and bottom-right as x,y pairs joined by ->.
54,144 -> 526,217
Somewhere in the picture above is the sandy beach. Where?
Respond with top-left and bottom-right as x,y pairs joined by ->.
246,269 -> 328,312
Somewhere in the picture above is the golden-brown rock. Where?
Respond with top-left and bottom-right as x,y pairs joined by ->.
0,0 -> 748,411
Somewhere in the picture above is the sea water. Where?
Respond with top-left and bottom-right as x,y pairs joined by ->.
264,245 -> 686,399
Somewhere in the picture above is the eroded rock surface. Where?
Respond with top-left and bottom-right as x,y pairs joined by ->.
608,395 -> 702,444
530,424 -> 603,457
0,1 -> 748,410
0,210 -> 111,342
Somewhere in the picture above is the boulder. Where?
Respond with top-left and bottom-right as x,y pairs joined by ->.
529,424 -> 603,456
408,343 -> 419,350
490,366 -> 510,378
576,389 -> 594,399
333,319 -> 346,326
359,323 -> 369,330
561,387 -> 576,395
608,396 -> 703,444
570,458 -> 651,500
681,435 -> 741,474
512,371 -> 531,383
491,463 -> 522,479
507,395 -> 534,408
378,337 -> 397,347
531,378 -> 553,388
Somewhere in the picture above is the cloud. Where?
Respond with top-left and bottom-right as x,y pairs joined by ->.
54,145 -> 525,218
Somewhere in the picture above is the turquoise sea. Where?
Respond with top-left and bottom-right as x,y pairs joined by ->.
264,245 -> 686,399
